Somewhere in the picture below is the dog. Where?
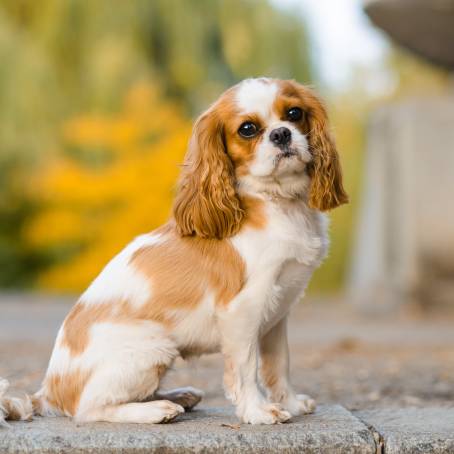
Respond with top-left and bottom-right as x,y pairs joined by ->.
0,78 -> 347,426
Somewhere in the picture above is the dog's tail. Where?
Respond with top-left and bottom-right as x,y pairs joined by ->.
0,378 -> 44,427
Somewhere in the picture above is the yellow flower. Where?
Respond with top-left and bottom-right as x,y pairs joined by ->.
26,82 -> 192,291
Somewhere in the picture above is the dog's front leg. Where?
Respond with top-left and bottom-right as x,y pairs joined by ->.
219,308 -> 291,425
259,316 -> 316,416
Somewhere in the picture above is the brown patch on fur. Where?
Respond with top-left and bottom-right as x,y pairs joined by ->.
227,113 -> 265,178
173,92 -> 245,239
31,395 -> 44,416
61,302 -> 119,356
1,397 -> 32,421
260,353 -> 280,390
259,318 -> 285,396
223,356 -> 237,401
272,93 -> 311,136
60,302 -> 102,356
131,227 -> 245,308
60,299 -> 173,357
276,80 -> 348,210
172,86 -> 272,238
60,222 -> 245,357
155,363 -> 168,380
44,369 -> 92,416
2,401 -> 21,421
241,196 -> 267,230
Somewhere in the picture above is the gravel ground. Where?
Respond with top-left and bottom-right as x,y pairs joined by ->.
1,294 -> 453,411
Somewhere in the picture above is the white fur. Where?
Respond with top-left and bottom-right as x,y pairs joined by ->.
169,291 -> 220,355
78,400 -> 184,424
236,78 -> 278,119
43,320 -> 178,418
218,198 -> 327,423
45,329 -> 74,379
76,321 -> 178,417
248,122 -> 311,178
80,233 -> 161,308
260,318 -> 316,416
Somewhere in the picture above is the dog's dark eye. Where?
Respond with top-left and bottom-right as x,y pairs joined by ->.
238,122 -> 258,138
287,107 -> 303,122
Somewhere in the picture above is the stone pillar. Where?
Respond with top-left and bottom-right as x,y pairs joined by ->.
349,97 -> 454,311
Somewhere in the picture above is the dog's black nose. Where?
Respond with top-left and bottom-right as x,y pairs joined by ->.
269,127 -> 291,147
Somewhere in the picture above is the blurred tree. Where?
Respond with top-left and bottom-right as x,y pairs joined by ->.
0,9 -> 60,286
141,0 -> 312,111
1,0 -> 312,113
0,0 -> 151,286
25,83 -> 192,291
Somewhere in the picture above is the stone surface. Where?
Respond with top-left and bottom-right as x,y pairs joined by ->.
365,0 -> 454,69
0,406 -> 376,453
357,407 -> 454,454
2,296 -> 454,410
1,298 -> 454,452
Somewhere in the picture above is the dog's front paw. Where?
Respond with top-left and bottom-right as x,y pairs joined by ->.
283,394 -> 316,416
239,403 -> 291,425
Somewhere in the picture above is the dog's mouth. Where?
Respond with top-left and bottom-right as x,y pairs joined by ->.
275,147 -> 299,165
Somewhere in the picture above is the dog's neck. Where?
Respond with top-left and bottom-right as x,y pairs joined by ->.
236,171 -> 311,203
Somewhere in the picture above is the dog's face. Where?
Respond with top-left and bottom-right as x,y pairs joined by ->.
225,78 -> 312,181
173,78 -> 348,239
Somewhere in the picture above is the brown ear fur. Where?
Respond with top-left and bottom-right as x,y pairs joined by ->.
302,88 -> 349,211
173,108 -> 244,239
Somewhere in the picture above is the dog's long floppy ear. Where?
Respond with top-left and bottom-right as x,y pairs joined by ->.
303,88 -> 349,211
173,107 -> 244,239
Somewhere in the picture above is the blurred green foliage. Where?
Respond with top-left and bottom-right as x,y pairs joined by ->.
0,0 -> 312,289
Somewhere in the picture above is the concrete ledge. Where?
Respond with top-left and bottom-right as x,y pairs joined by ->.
3,405 -> 454,453
0,405 -> 375,453
357,408 -> 454,454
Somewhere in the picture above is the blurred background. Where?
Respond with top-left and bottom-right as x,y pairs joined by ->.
0,0 -> 452,304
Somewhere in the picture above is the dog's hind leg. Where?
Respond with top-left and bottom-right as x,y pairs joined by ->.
73,357 -> 184,424
53,322 -> 183,424
77,399 -> 184,424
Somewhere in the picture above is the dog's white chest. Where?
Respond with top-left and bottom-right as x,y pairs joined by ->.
234,201 -> 328,272
230,201 -> 328,332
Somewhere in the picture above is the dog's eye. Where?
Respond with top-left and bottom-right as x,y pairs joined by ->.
286,107 -> 303,122
238,122 -> 258,138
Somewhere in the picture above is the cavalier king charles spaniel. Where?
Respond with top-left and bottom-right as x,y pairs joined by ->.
1,78 -> 347,426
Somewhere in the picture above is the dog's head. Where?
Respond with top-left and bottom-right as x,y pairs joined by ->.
173,78 -> 348,239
